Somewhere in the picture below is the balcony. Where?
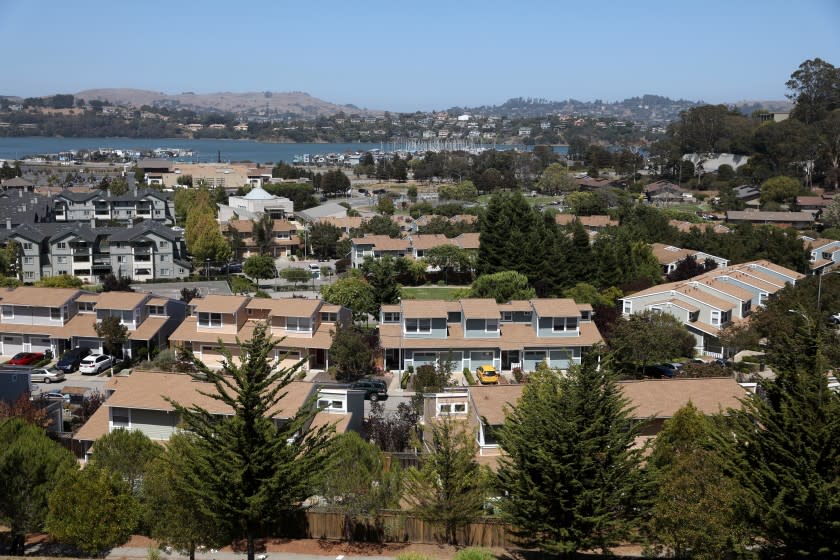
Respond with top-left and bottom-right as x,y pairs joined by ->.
133,247 -> 151,255
73,256 -> 91,264
134,254 -> 151,262
134,268 -> 152,276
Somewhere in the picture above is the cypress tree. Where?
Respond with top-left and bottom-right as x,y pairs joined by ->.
716,317 -> 840,557
170,322 -> 334,560
497,353 -> 644,558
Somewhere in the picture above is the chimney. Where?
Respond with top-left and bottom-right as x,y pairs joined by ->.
18,189 -> 22,198
5,218 -> 10,230
90,218 -> 95,228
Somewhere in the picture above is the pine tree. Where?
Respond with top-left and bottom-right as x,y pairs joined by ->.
716,317 -> 840,557
170,322 -> 334,560
497,353 -> 643,558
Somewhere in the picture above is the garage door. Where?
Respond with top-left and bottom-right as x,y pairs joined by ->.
470,351 -> 494,369
523,351 -> 546,371
29,336 -> 52,353
439,351 -> 463,370
75,338 -> 101,351
2,335 -> 22,356
412,352 -> 437,368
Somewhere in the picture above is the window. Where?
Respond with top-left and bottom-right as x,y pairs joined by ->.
485,319 -> 499,332
22,243 -> 32,250
57,256 -> 67,264
405,318 -> 432,333
117,256 -> 126,263
382,312 -> 400,323
148,305 -> 165,315
447,311 -> 461,323
57,242 -> 66,249
286,317 -> 311,332
23,257 -> 33,264
78,302 -> 94,312
623,300 -> 632,314
198,312 -> 222,328
320,312 -> 337,322
2,305 -> 13,319
501,311 -> 512,322
111,407 -> 130,428
50,308 -> 61,320
160,268 -> 171,276
158,241 -> 168,249
24,271 -> 34,279
552,317 -> 577,332
317,399 -> 345,411
711,310 -> 721,326
437,402 -> 467,415
160,255 -> 168,262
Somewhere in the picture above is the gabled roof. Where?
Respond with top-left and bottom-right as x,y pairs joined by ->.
55,189 -> 105,203
453,232 -> 480,250
410,234 -> 449,250
351,234 -> 409,251
401,299 -> 450,319
470,385 -> 524,425
95,291 -> 150,311
2,177 -> 34,188
108,222 -> 180,242
530,298 -> 580,318
246,297 -> 321,318
459,299 -> 500,319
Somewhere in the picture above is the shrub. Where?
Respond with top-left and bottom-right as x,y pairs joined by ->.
397,554 -> 433,560
253,290 -> 271,298
454,549 -> 495,560
463,367 -> 476,385
512,367 -> 524,383
401,370 -> 411,389
152,348 -> 177,371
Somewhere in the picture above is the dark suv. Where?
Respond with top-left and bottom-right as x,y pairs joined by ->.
351,379 -> 388,401
55,348 -> 92,373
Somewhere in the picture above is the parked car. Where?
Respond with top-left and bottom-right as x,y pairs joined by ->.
829,312 -> 840,325
7,352 -> 44,366
79,354 -> 115,375
647,363 -> 683,378
221,262 -> 243,274
30,367 -> 66,384
55,347 -> 92,373
42,391 -> 70,402
351,379 -> 388,401
475,364 -> 499,384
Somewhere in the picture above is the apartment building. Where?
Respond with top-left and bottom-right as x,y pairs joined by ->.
0,287 -> 185,359
650,243 -> 729,275
222,219 -> 301,259
0,222 -> 191,283
53,189 -> 175,225
620,260 -> 804,357
169,295 -> 350,370
378,298 -> 602,373
802,236 -> 840,273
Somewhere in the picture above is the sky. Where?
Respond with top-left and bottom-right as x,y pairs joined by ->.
1,0 -> 838,112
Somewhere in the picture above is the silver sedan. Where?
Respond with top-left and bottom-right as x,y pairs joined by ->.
30,367 -> 66,384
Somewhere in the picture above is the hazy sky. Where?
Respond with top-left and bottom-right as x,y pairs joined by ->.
1,0 -> 838,111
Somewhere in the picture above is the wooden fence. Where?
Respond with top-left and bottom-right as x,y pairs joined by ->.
277,509 -> 515,548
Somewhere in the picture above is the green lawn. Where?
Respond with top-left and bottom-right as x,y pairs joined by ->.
401,285 -> 467,300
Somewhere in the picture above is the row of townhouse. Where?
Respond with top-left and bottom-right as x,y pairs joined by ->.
378,297 -> 601,373
70,367 -> 747,470
350,233 -> 480,268
621,260 -> 804,358
421,376 -> 747,466
169,295 -> 351,371
53,189 -> 175,224
0,221 -> 191,283
222,219 -> 301,259
0,287 -> 186,359
802,236 -> 840,274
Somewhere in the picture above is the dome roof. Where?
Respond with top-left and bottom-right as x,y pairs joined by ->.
244,187 -> 275,200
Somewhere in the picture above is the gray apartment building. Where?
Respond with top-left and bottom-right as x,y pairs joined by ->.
0,222 -> 191,284
53,189 -> 175,225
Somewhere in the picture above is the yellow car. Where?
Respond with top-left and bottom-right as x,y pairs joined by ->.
476,365 -> 499,384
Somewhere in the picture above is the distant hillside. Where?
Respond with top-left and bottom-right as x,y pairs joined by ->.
73,88 -> 380,117
449,95 -> 794,123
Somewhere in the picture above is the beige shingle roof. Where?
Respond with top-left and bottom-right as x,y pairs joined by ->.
192,295 -> 249,314
410,234 -> 450,250
246,298 -> 321,317
618,378 -> 745,419
531,298 -> 580,317
95,291 -> 149,311
401,299 -> 451,319
129,316 -> 168,341
0,287 -> 80,307
459,299 -> 500,319
470,385 -> 524,425
352,234 -> 409,251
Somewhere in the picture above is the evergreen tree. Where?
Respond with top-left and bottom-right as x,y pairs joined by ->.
497,354 -> 643,557
716,316 -> 840,557
89,428 -> 161,494
170,322 -> 334,560
404,416 -> 488,545
0,419 -> 77,555
360,256 -> 401,314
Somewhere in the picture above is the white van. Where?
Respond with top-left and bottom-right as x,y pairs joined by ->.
308,263 -> 320,279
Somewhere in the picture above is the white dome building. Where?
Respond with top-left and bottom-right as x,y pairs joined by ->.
226,186 -> 293,219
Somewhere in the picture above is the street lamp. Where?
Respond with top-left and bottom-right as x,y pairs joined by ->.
205,258 -> 210,279
816,269 -> 840,312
